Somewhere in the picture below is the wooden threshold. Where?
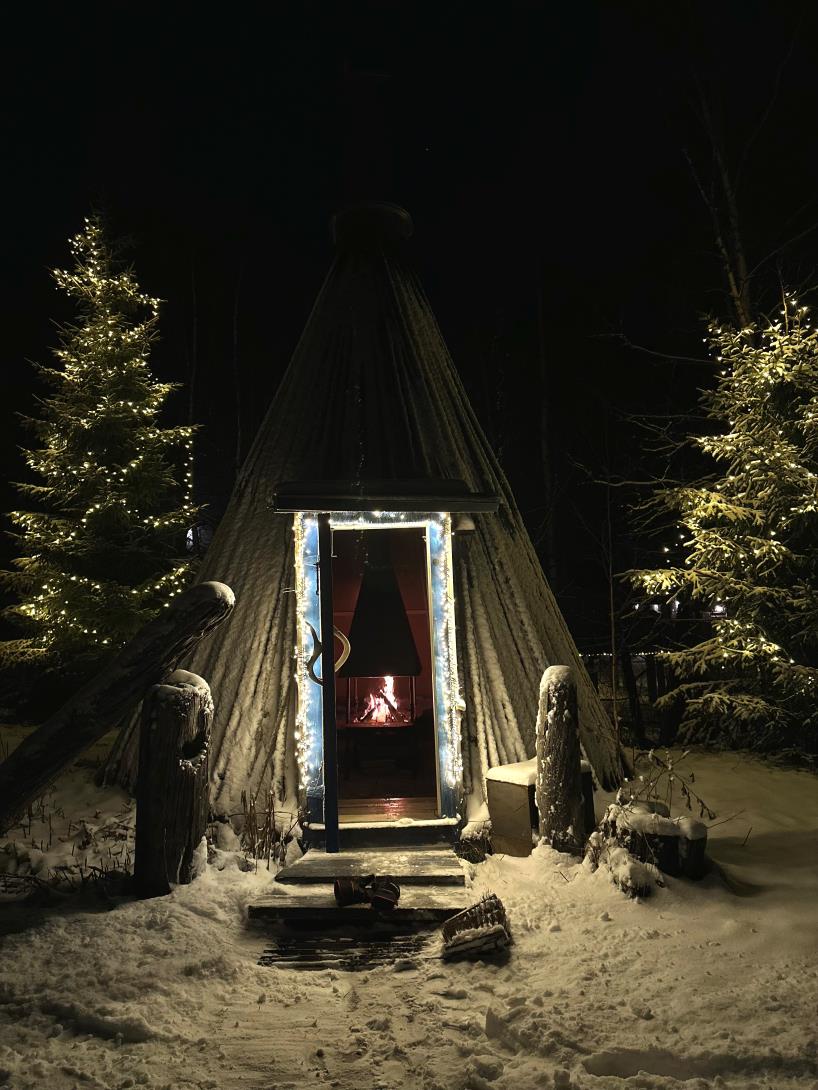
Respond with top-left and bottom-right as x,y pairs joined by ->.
337,795 -> 439,823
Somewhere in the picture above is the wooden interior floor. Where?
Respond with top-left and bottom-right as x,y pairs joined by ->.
337,795 -> 438,822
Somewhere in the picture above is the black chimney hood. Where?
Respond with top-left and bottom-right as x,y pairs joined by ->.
338,533 -> 421,678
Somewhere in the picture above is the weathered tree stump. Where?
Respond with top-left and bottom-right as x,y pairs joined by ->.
135,670 -> 213,897
535,665 -> 586,855
601,804 -> 708,879
0,582 -> 234,834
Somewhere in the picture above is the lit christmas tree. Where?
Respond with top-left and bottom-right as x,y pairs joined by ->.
3,216 -> 197,666
631,293 -> 818,747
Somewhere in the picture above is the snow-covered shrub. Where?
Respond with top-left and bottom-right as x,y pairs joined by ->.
584,830 -> 663,898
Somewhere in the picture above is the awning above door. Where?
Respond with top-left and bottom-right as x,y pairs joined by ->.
271,478 -> 500,514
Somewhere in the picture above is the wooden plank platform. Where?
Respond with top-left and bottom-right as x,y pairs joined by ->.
275,846 -> 465,886
258,930 -> 433,971
249,882 -> 468,925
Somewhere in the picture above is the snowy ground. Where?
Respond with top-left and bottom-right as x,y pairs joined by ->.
0,744 -> 816,1090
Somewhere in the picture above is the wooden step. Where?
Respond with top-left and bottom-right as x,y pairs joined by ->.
258,930 -> 433,971
275,846 -> 465,886
249,882 -> 468,926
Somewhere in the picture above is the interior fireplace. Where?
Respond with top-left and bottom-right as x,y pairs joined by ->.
347,674 -> 413,725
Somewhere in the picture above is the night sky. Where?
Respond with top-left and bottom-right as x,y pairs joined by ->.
3,1 -> 818,644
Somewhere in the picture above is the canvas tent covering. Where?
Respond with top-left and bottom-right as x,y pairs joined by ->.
187,204 -> 625,816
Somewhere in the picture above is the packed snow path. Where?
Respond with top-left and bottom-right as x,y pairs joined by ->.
0,750 -> 816,1089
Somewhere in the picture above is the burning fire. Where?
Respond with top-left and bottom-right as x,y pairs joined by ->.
360,675 -> 402,723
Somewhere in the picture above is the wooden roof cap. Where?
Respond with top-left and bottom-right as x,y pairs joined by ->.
331,203 -> 414,250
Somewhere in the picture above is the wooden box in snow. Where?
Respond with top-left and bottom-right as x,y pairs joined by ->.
486,758 -> 538,857
486,756 -> 596,857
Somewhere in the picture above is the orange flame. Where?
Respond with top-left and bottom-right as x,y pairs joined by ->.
361,675 -> 399,723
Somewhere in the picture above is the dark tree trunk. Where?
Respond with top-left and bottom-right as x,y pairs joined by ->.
536,261 -> 558,587
645,656 -> 658,705
581,763 -> 596,834
134,670 -> 212,897
620,643 -> 647,746
187,261 -> 198,428
535,665 -> 585,855
586,656 -> 600,690
0,582 -> 234,834
232,262 -> 244,477
658,662 -> 682,747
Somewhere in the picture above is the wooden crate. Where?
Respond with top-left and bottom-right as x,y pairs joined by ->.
487,763 -> 596,857
487,779 -> 537,857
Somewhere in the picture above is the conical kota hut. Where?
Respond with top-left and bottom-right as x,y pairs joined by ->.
187,203 -> 624,842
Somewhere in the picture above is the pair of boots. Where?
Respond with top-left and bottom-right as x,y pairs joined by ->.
333,874 -> 401,912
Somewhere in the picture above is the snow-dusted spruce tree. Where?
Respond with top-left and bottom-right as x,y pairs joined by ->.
631,292 -> 818,748
2,216 -> 197,669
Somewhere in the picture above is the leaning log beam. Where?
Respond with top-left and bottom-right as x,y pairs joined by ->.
0,582 -> 235,834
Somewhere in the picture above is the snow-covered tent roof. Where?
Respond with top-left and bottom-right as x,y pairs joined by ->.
187,204 -> 625,813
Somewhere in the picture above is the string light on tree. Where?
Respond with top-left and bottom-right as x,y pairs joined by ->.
630,292 -> 818,744
2,216 -> 198,665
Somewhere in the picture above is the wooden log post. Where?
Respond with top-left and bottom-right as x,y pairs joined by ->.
535,665 -> 586,855
135,670 -> 213,897
0,582 -> 235,834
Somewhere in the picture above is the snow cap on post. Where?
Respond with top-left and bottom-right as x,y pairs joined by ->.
542,665 -> 573,690
198,580 -> 236,612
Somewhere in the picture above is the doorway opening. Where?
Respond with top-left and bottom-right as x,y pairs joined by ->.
332,526 -> 438,821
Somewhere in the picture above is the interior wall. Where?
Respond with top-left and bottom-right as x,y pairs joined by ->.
331,526 -> 433,714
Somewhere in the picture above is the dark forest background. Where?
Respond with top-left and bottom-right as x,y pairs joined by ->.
3,0 -> 818,650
